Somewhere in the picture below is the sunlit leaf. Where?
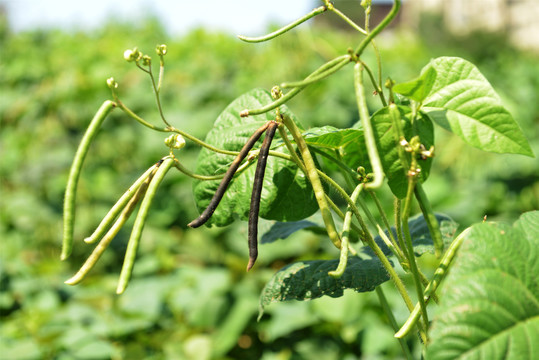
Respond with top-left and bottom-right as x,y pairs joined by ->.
192,88 -> 319,226
422,57 -> 533,156
393,66 -> 437,102
427,211 -> 539,360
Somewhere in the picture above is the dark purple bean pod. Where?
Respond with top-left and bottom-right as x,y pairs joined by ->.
188,122 -> 270,228
246,120 -> 279,271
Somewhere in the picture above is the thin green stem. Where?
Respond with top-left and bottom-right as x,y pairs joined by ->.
354,0 -> 401,57
328,183 -> 363,277
281,114 -> 341,249
237,6 -> 327,43
84,164 -> 157,244
173,157 -> 253,181
278,124 -> 306,172
401,176 -> 429,333
314,170 -> 416,319
308,146 -> 357,180
115,98 -> 168,132
395,227 -> 471,339
65,171 -> 153,285
414,183 -> 443,257
62,100 -> 116,260
328,5 -> 367,35
368,190 -> 399,254
375,287 -> 414,360
116,157 -> 174,294
361,60 -> 387,107
354,62 -> 384,189
147,65 -> 172,128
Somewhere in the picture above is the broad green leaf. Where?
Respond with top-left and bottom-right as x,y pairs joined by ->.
427,211 -> 539,360
393,66 -> 437,102
192,88 -> 318,226
422,57 -> 533,156
303,108 -> 434,199
303,126 -> 368,174
362,213 -> 458,258
260,219 -> 321,244
259,257 -> 390,314
371,105 -> 434,199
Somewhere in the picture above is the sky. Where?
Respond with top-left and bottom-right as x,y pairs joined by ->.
2,0 -> 315,36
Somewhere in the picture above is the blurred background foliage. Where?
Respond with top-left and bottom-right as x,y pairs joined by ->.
1,7 -> 538,360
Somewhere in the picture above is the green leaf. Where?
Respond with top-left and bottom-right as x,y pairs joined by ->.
259,257 -> 390,315
192,88 -> 319,226
362,213 -> 458,258
422,57 -> 533,157
393,66 -> 437,102
371,105 -> 434,199
427,211 -> 539,360
303,108 -> 434,199
260,219 -> 320,244
303,125 -> 367,174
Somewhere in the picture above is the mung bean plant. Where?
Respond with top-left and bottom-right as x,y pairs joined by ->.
61,1 -> 538,358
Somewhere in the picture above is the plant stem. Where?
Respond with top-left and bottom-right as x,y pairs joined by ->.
115,98 -> 168,132
328,5 -> 367,35
62,100 -> 116,260
401,176 -> 429,333
414,183 -> 443,257
375,287 -> 414,360
354,0 -> 401,57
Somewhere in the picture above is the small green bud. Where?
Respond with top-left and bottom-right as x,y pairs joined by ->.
124,47 -> 142,62
142,55 -> 151,66
165,134 -> 186,149
271,86 -> 283,100
156,44 -> 167,56
106,77 -> 118,89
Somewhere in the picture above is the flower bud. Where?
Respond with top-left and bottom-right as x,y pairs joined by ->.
124,47 -> 142,62
106,77 -> 118,89
165,134 -> 186,149
271,86 -> 282,100
156,44 -> 167,56
142,55 -> 151,66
